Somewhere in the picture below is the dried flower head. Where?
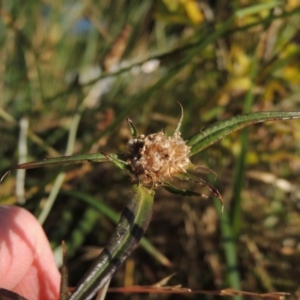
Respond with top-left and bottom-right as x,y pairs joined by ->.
125,103 -> 224,212
127,104 -> 191,186
127,131 -> 191,186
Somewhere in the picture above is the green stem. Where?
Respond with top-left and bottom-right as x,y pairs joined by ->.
203,154 -> 242,297
231,53 -> 258,237
67,185 -> 154,300
61,190 -> 171,267
214,199 -> 241,291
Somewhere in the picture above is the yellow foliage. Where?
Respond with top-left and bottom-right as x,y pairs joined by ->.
155,0 -> 204,25
262,80 -> 288,103
286,0 -> 300,10
183,0 -> 204,24
226,46 -> 251,76
246,151 -> 259,165
282,66 -> 300,84
225,77 -> 252,94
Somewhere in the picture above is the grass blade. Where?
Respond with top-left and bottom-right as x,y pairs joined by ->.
230,54 -> 258,237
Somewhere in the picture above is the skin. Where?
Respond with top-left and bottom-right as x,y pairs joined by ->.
0,206 -> 60,300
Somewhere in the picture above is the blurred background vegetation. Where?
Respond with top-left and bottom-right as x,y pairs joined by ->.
1,0 -> 300,299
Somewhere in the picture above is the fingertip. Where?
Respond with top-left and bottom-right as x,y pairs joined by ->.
0,206 -> 60,300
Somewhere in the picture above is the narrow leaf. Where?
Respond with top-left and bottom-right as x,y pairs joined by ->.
176,173 -> 224,212
235,1 -> 283,18
62,190 -> 172,267
187,111 -> 300,156
163,182 -> 205,198
101,152 -> 131,172
126,118 -> 138,138
7,153 -> 109,170
68,185 -> 154,300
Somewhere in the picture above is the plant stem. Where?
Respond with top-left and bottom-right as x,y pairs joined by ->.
67,185 -> 154,300
231,52 -> 258,237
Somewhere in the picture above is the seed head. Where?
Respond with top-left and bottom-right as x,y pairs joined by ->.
127,131 -> 191,186
125,104 -> 223,211
127,105 -> 191,186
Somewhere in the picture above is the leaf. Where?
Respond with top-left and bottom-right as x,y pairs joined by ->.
175,173 -> 224,213
0,153 -> 113,183
163,182 -> 205,198
183,0 -> 204,24
101,152 -> 132,173
8,153 -> 109,170
187,111 -> 300,156
235,1 -> 284,18
126,118 -> 139,138
0,153 -> 114,183
62,189 -> 172,267
68,185 -> 154,300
